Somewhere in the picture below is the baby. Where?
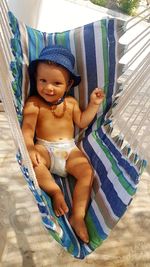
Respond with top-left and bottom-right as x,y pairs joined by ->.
22,45 -> 105,243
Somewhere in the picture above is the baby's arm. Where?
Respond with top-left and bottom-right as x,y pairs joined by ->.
73,88 -> 105,128
22,97 -> 40,166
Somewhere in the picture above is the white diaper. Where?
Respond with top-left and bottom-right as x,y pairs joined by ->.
36,138 -> 76,177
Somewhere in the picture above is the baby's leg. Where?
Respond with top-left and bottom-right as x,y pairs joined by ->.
66,148 -> 93,243
33,144 -> 68,216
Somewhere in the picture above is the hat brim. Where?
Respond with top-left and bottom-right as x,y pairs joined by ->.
28,59 -> 81,88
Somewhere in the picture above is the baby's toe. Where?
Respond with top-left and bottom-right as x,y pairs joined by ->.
61,203 -> 69,213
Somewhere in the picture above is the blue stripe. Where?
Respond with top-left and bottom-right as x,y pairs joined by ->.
82,136 -> 128,217
97,127 -> 139,182
47,33 -> 54,45
26,26 -> 44,62
93,130 -> 138,191
63,30 -> 71,49
84,23 -> 97,94
26,27 -> 37,61
106,20 -> 116,112
83,24 -> 101,136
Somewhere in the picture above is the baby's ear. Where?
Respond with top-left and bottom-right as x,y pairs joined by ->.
67,79 -> 74,90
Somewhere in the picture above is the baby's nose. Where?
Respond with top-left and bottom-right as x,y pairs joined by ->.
46,84 -> 53,91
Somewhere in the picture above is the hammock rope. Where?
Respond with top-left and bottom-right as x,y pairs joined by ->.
113,55 -> 150,117
0,4 -> 41,192
0,41 -> 40,192
126,41 -> 149,69
110,53 -> 150,167
127,27 -> 150,53
120,10 -> 150,73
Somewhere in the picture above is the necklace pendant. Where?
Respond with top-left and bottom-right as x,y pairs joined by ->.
50,100 -> 66,118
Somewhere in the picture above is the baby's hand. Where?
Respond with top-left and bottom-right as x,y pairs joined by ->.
28,148 -> 41,167
90,88 -> 105,106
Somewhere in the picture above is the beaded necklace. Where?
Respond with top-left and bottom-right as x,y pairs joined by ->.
50,99 -> 66,118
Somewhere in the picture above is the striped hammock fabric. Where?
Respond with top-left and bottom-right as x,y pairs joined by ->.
0,5 -> 144,259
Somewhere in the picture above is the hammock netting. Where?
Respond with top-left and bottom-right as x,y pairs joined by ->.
0,0 -> 149,259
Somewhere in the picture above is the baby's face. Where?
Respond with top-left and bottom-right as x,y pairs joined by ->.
36,62 -> 72,103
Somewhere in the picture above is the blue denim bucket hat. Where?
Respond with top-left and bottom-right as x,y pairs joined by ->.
28,45 -> 81,87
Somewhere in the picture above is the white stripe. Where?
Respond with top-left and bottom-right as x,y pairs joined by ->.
83,243 -> 93,254
52,33 -> 55,44
70,28 -> 80,137
81,26 -> 88,108
94,20 -> 105,88
91,20 -> 105,132
70,28 -> 79,101
88,134 -> 134,205
40,212 -> 50,217
36,200 -> 46,206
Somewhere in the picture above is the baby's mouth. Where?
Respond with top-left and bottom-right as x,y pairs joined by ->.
45,93 -> 55,96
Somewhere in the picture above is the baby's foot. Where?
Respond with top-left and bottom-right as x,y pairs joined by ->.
69,215 -> 89,243
52,191 -> 69,217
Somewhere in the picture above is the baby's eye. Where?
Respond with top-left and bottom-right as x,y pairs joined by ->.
54,81 -> 61,86
39,79 -> 46,83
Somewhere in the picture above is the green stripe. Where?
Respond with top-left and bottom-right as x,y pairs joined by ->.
93,131 -> 136,196
34,31 -> 40,58
48,229 -> 61,243
55,32 -> 67,46
86,213 -> 103,249
68,243 -> 75,255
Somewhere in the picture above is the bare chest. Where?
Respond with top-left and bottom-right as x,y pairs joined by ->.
36,101 -> 74,140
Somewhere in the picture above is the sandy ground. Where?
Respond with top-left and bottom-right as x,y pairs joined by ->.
0,111 -> 150,267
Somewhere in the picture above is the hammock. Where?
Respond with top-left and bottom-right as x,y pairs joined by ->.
0,0 -> 149,259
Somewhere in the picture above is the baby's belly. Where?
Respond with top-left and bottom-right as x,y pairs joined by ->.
36,125 -> 74,142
